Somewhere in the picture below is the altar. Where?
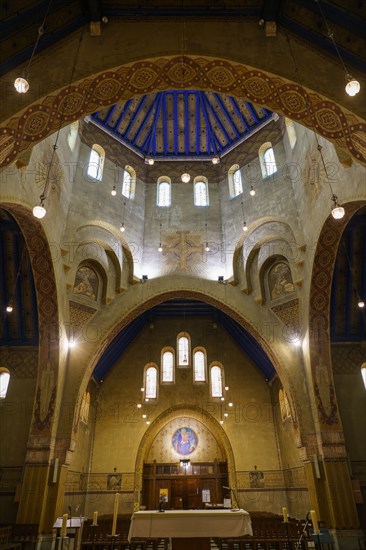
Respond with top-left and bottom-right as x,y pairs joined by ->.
128,509 -> 252,550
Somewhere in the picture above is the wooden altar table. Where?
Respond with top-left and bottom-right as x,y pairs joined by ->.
128,509 -> 252,550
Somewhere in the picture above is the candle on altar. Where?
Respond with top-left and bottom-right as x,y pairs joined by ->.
111,493 -> 119,536
282,507 -> 288,522
310,509 -> 320,535
92,511 -> 98,526
61,514 -> 68,537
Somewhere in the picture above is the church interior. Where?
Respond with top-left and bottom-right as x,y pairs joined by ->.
0,1 -> 365,549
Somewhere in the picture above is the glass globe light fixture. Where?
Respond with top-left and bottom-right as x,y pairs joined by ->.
14,76 -> 30,93
212,156 -> 220,165
331,195 -> 345,220
6,304 -> 13,313
120,223 -> 125,232
33,197 -> 47,219
243,221 -> 248,232
111,185 -> 117,196
358,300 -> 365,309
181,172 -> 191,183
250,186 -> 255,196
205,243 -> 210,252
158,243 -> 163,252
345,77 -> 360,97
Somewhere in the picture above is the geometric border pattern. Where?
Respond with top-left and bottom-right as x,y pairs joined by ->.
309,201 -> 364,428
1,56 -> 365,169
1,203 -> 59,435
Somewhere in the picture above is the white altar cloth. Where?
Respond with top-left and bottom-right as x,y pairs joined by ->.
128,509 -> 253,541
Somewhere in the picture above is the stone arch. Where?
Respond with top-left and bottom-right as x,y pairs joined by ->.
74,220 -> 135,283
73,286 -> 303,438
0,203 -> 60,437
309,201 -> 366,435
1,56 -> 365,170
232,217 -> 301,291
133,404 -> 237,510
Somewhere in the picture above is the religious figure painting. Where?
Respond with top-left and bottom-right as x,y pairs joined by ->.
107,473 -> 122,491
73,265 -> 98,300
172,427 -> 198,456
268,262 -> 295,300
249,466 -> 265,488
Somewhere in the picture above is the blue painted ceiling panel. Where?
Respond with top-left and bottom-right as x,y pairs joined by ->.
90,91 -> 273,160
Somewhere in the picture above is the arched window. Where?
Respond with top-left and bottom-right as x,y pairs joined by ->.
161,349 -> 175,383
177,332 -> 190,367
87,144 -> 105,181
157,177 -> 171,207
122,165 -> 136,199
145,364 -> 158,399
228,164 -> 243,198
67,121 -> 79,151
259,142 -> 277,178
194,177 -> 209,206
285,118 -> 297,149
210,364 -> 223,398
0,368 -> 10,399
193,349 -> 207,382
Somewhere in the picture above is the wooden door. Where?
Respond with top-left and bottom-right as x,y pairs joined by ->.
171,479 -> 184,509
186,478 -> 201,509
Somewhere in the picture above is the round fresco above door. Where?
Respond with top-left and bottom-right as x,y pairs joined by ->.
172,427 -> 198,456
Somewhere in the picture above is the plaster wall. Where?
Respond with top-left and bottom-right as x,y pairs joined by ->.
89,316 -> 281,472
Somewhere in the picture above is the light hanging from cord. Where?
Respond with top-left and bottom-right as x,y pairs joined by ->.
315,142 -> 345,220
345,77 -> 361,97
205,223 -> 210,252
316,0 -> 360,97
120,201 -> 126,232
32,194 -> 47,219
250,186 -> 255,197
6,304 -> 13,313
241,201 -> 248,232
32,28 -> 84,218
158,223 -> 163,252
111,185 -> 117,196
14,0 -> 53,93
331,194 -> 345,220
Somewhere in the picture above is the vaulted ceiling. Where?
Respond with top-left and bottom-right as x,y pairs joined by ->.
90,91 -> 274,160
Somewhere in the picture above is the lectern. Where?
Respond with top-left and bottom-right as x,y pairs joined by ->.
128,509 -> 252,550
53,517 -> 84,550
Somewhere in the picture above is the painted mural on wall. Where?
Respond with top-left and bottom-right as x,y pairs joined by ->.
107,472 -> 122,491
146,417 -> 224,463
73,265 -> 98,300
172,427 -> 198,456
268,262 -> 294,300
249,465 -> 265,488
